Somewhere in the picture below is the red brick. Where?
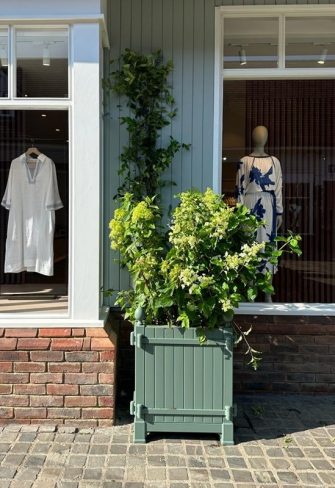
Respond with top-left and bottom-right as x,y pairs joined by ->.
99,351 -> 115,362
14,384 -> 46,395
0,362 -> 12,372
82,337 -> 91,350
98,419 -> 114,427
49,362 -> 81,373
99,373 -> 114,383
47,384 -> 78,395
0,385 -> 12,394
64,373 -> 97,385
30,351 -> 63,362
15,362 -> 46,373
80,385 -> 113,396
82,362 -> 114,373
47,408 -> 80,419
65,351 -> 98,362
17,338 -> 50,350
82,408 -> 113,419
91,338 -> 114,351
0,373 -> 29,384
51,339 -> 83,350
0,338 -> 17,350
5,329 -> 37,337
71,328 -> 85,337
15,408 -> 46,419
65,396 -> 97,407
0,328 -> 4,337
64,419 -> 97,427
30,373 -> 62,384
1,351 -> 29,361
39,328 -> 72,337
0,407 -> 13,418
98,396 -> 114,407
0,395 -> 29,406
86,328 -> 109,338
30,396 -> 63,407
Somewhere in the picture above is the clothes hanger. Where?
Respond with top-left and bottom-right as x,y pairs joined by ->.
25,143 -> 41,163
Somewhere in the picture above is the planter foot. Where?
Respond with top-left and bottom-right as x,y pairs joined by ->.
133,421 -> 147,444
220,421 -> 234,445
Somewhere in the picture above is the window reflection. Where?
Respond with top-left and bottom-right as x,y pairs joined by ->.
16,28 -> 68,98
0,28 -> 8,97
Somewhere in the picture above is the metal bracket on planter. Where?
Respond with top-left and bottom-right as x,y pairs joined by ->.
130,400 -> 144,419
225,405 -> 233,422
130,331 -> 144,349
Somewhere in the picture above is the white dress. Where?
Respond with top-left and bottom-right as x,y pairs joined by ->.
1,153 -> 63,276
236,155 -> 283,272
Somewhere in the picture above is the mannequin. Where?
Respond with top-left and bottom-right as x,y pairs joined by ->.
236,125 -> 283,302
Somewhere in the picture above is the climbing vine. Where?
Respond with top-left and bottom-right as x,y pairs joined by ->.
104,49 -> 189,201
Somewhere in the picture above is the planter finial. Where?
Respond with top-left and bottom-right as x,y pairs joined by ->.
135,306 -> 145,326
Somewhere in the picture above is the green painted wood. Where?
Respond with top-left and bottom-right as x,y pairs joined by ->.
132,325 -> 234,444
103,0 -> 216,303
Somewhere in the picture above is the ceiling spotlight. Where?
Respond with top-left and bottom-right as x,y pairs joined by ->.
318,48 -> 328,65
239,47 -> 247,66
43,44 -> 50,66
0,45 -> 8,67
41,114 -> 47,118
55,128 -> 60,132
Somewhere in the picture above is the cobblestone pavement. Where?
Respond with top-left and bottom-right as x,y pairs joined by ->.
0,394 -> 335,487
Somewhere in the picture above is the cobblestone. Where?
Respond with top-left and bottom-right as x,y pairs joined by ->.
0,394 -> 335,486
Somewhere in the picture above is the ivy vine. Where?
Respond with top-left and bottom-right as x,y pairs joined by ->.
104,49 -> 190,201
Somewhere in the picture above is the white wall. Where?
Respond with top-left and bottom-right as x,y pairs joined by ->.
0,0 -> 105,17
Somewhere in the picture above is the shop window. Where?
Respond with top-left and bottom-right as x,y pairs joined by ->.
223,17 -> 279,69
0,28 -> 8,97
285,17 -> 335,69
222,79 -> 335,303
0,110 -> 69,314
15,28 -> 69,98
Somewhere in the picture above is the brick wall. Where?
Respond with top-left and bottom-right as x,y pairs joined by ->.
234,315 -> 335,394
0,321 -> 117,427
113,312 -> 335,401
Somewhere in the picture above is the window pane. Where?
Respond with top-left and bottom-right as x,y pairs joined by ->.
0,110 -> 69,314
223,17 -> 279,69
0,28 -> 8,97
16,28 -> 68,98
222,79 -> 335,303
286,17 -> 335,68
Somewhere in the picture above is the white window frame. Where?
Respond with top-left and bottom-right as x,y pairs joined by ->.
214,5 -> 335,316
0,15 -> 110,327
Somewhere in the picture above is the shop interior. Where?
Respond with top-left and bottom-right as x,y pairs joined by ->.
0,109 -> 68,313
222,79 -> 335,303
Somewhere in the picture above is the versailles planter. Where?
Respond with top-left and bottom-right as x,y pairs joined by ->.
130,322 -> 235,445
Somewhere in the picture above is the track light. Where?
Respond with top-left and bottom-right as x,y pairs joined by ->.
239,47 -> 247,66
0,45 -> 8,67
43,44 -> 50,66
318,48 -> 328,65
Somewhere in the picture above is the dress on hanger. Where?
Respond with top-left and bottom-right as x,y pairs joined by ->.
235,155 -> 283,270
1,153 -> 63,276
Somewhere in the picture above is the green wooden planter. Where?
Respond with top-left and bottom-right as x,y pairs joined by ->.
130,323 -> 235,445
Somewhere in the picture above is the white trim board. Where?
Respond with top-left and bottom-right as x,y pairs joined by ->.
213,4 -> 335,316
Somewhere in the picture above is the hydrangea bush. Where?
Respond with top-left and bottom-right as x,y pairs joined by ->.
109,188 -> 301,368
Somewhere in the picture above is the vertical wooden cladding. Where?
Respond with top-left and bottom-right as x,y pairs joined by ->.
103,0 -> 216,302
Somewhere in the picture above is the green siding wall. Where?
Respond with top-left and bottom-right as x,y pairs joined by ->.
103,0 -> 216,303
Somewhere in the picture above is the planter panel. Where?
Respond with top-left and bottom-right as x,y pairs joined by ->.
130,325 -> 234,444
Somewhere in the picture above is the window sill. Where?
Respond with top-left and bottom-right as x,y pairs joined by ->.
235,303 -> 335,316
0,306 -> 110,328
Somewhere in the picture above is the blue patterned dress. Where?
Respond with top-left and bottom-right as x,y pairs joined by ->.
236,155 -> 283,272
